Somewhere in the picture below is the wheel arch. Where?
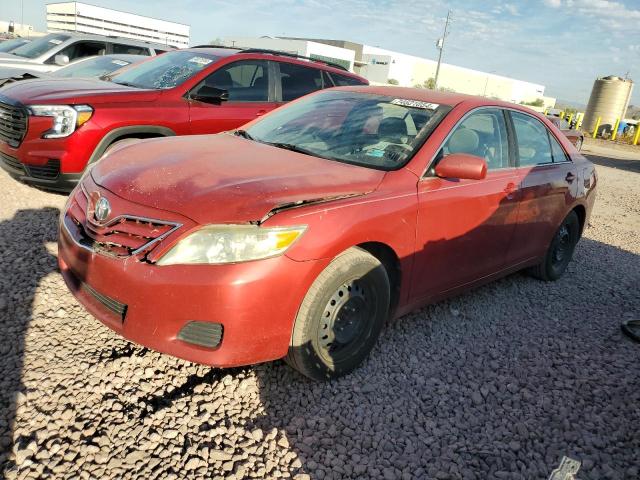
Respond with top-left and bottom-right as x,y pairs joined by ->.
88,125 -> 177,165
356,241 -> 402,313
571,203 -> 587,237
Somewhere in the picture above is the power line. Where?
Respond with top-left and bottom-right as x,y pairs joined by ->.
434,10 -> 452,89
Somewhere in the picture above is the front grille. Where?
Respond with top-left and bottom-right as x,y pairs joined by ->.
81,282 -> 127,321
25,159 -> 60,180
64,186 -> 181,257
0,151 -> 25,174
0,101 -> 28,147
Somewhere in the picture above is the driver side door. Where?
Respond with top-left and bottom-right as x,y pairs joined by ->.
187,60 -> 276,134
411,108 -> 521,302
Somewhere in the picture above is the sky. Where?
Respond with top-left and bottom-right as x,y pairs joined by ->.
2,0 -> 640,105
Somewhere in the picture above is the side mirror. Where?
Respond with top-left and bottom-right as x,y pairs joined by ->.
190,86 -> 229,105
435,153 -> 487,180
54,54 -> 70,66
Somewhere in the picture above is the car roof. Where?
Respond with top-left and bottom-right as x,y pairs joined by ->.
333,85 -> 540,110
46,31 -> 175,49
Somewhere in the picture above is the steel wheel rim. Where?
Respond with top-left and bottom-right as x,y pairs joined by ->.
317,278 -> 375,363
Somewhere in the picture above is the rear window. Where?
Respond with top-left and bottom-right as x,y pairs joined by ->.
329,72 -> 366,86
112,43 -> 149,56
11,33 -> 70,59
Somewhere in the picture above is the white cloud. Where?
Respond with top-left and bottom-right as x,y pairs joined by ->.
544,0 -> 562,7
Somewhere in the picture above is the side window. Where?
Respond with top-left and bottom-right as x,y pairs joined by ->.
199,60 -> 269,102
549,133 -> 568,162
511,112 -> 553,166
48,41 -> 107,63
112,43 -> 149,55
329,72 -> 366,86
279,62 -> 323,101
440,109 -> 509,170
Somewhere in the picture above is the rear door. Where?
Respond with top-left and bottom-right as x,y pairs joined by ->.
505,110 -> 578,264
274,61 -> 326,106
187,59 -> 275,134
411,108 -> 521,301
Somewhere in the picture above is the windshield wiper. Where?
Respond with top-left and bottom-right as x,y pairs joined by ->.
266,142 -> 336,161
234,129 -> 255,141
112,80 -> 140,88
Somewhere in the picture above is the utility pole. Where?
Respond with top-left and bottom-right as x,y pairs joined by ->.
434,10 -> 452,89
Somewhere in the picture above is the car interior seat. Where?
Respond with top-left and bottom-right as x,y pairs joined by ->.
447,128 -> 481,155
378,117 -> 408,144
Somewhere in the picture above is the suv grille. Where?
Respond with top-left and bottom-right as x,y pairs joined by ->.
0,101 -> 28,147
64,186 -> 181,257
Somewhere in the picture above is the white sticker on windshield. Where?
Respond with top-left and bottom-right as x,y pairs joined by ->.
111,60 -> 129,66
188,56 -> 213,66
391,99 -> 439,110
49,39 -> 63,45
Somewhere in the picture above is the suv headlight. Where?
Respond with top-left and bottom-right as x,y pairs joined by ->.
157,225 -> 306,266
28,104 -> 93,138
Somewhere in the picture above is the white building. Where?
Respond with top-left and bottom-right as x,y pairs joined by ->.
224,37 -> 555,107
46,2 -> 189,48
221,36 -> 356,72
0,21 -> 46,38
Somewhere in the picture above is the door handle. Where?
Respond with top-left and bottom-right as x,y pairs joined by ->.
565,172 -> 576,183
256,109 -> 267,117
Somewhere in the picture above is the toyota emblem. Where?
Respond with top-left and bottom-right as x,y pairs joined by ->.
94,196 -> 111,222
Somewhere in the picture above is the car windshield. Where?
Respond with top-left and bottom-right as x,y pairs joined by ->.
245,90 -> 452,170
53,56 -> 138,79
110,51 -> 219,89
0,38 -> 29,53
10,33 -> 70,59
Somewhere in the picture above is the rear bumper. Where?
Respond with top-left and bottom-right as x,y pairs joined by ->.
58,218 -> 329,367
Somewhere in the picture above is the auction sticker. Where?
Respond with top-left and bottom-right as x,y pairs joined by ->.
111,60 -> 128,66
391,99 -> 439,110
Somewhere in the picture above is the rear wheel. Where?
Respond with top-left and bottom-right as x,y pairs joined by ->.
528,211 -> 580,281
574,136 -> 583,151
286,247 -> 390,381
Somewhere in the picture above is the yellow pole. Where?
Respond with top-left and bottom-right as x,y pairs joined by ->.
592,116 -> 601,139
567,113 -> 574,126
634,126 -> 640,146
544,108 -> 549,115
577,113 -> 584,129
611,118 -> 620,141
560,111 -> 565,120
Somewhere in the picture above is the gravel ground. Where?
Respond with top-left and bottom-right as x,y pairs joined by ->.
0,145 -> 638,480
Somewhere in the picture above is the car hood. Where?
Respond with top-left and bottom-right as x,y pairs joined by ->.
0,54 -> 38,65
91,134 -> 385,225
0,66 -> 45,84
0,77 -> 161,104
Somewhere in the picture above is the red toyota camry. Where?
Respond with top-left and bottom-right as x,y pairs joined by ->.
58,87 -> 597,380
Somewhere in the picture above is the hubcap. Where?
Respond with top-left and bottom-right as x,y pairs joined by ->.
318,280 -> 371,359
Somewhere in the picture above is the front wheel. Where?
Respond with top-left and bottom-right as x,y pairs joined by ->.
286,247 -> 390,381
528,211 -> 580,281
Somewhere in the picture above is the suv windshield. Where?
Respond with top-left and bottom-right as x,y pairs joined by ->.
54,56 -> 138,79
10,33 -> 70,59
245,90 -> 452,170
110,51 -> 220,89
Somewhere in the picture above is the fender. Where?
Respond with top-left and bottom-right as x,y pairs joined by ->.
87,125 -> 176,165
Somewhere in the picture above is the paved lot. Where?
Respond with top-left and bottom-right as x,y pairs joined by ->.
0,145 -> 638,480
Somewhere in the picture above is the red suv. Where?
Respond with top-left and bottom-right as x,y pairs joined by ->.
0,47 -> 367,191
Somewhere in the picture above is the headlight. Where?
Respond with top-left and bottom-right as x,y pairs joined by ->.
157,225 -> 306,266
28,104 -> 93,138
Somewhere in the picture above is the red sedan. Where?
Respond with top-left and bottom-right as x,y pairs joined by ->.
58,87 -> 597,380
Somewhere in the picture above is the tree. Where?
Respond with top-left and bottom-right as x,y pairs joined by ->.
387,78 -> 399,85
521,98 -> 544,107
424,77 -> 436,89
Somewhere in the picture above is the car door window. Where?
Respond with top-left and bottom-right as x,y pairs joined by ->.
511,112 -> 553,166
279,62 -> 323,101
549,133 -> 569,163
200,60 -> 269,102
47,41 -> 107,64
440,109 -> 509,170
112,43 -> 148,55
328,72 -> 366,86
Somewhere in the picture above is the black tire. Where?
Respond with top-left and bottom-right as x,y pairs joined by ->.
528,211 -> 580,281
286,247 -> 390,381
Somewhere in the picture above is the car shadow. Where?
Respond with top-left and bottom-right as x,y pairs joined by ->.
0,207 -> 60,474
583,153 -> 640,174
